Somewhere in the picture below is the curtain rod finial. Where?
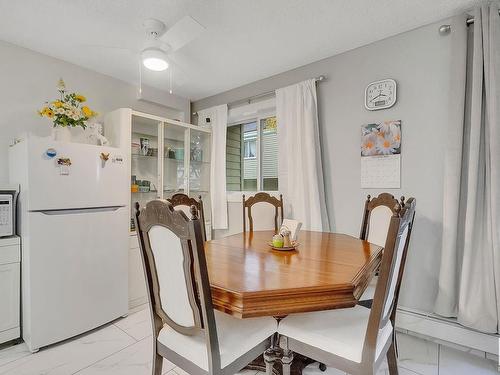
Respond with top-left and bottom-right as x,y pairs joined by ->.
439,24 -> 451,35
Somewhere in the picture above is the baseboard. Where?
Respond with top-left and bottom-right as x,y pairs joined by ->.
128,296 -> 148,310
396,306 -> 499,356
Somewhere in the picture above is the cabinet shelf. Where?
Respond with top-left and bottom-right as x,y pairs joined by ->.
132,154 -> 157,159
164,157 -> 210,165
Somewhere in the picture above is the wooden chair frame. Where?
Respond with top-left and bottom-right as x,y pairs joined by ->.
242,192 -> 284,233
282,198 -> 416,375
360,193 -> 405,241
135,200 -> 272,375
359,193 -> 404,308
167,193 -> 207,241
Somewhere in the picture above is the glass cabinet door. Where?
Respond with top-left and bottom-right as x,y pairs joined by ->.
128,113 -> 212,233
130,115 -> 161,231
188,128 -> 211,217
163,122 -> 187,200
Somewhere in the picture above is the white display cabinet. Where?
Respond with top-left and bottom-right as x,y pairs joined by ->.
105,109 -> 212,309
127,111 -> 212,230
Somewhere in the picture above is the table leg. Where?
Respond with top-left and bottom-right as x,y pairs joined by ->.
245,332 -> 320,375
246,354 -> 317,375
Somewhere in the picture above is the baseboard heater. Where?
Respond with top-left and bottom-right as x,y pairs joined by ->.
396,306 -> 499,356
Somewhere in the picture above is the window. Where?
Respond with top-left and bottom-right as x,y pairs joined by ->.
243,122 -> 257,159
226,116 -> 278,192
243,140 -> 256,158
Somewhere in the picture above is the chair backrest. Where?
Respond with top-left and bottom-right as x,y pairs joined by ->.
243,192 -> 284,233
360,193 -> 404,247
362,198 -> 416,364
167,193 -> 207,241
134,200 -> 221,369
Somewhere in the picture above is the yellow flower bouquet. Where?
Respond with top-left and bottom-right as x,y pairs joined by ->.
39,79 -> 97,129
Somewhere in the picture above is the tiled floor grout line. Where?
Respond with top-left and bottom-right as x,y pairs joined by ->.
398,361 -> 429,375
70,335 -> 151,375
112,320 -> 144,342
400,366 -> 425,375
0,347 -> 31,370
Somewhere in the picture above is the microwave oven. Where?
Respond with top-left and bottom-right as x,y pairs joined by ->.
0,194 -> 13,237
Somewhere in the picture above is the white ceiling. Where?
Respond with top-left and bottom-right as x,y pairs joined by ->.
0,0 -> 480,100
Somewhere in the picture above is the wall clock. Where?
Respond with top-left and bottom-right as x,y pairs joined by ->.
365,79 -> 397,110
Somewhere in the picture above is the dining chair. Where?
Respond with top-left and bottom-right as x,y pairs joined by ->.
167,193 -> 207,241
276,198 -> 416,375
242,192 -> 284,233
134,200 -> 277,375
359,193 -> 405,307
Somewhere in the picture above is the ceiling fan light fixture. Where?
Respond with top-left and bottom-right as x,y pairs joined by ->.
141,48 -> 169,71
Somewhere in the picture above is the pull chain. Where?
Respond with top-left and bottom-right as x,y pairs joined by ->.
169,67 -> 173,94
138,58 -> 142,95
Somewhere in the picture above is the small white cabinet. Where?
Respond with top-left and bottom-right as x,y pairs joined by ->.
128,233 -> 148,309
0,236 -> 20,344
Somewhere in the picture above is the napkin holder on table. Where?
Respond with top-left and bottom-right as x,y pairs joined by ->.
280,219 -> 302,241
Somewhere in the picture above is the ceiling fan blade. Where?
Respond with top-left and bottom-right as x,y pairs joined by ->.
160,16 -> 205,52
79,44 -> 137,52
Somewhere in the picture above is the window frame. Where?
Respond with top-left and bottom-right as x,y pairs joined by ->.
227,110 -> 277,193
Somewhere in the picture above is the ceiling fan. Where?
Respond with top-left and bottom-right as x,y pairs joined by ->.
86,16 -> 205,93
140,16 -> 205,72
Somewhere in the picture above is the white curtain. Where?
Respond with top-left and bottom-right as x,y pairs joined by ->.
435,4 -> 500,333
197,104 -> 228,230
276,79 -> 330,231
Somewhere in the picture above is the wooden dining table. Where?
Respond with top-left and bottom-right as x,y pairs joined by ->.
204,230 -> 383,374
205,230 -> 383,318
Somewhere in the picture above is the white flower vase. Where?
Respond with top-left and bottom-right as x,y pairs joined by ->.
52,126 -> 72,142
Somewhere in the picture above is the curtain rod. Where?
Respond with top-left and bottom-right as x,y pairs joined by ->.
192,75 -> 326,116
466,9 -> 500,25
440,10 -> 499,34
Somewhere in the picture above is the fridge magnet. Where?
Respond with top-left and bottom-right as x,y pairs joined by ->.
100,152 -> 110,167
45,148 -> 57,158
57,157 -> 72,166
360,120 -> 401,188
57,157 -> 72,176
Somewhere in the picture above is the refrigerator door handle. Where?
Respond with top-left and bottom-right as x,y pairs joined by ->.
33,206 -> 126,215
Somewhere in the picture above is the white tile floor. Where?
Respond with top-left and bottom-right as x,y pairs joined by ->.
0,304 -> 497,375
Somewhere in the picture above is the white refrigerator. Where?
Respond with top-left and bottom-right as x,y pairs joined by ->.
9,135 -> 129,352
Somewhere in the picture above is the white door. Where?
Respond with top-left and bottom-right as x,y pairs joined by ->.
25,138 -> 128,211
24,206 -> 128,350
0,263 -> 20,333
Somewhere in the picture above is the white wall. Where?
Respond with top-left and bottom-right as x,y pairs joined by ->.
193,18 -> 463,314
0,40 -> 189,181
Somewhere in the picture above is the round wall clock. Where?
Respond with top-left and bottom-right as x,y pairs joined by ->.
365,79 -> 397,110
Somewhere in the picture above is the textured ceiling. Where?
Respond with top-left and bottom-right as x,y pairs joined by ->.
0,0 -> 480,100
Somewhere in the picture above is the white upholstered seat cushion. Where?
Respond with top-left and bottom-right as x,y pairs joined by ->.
158,310 -> 277,370
278,305 -> 393,363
